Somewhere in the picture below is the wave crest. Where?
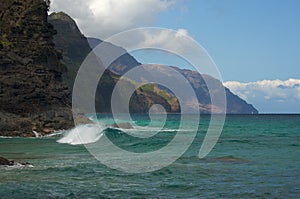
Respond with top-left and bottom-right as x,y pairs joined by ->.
57,122 -> 183,146
57,124 -> 105,145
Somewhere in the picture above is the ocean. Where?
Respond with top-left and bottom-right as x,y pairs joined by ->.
0,114 -> 299,198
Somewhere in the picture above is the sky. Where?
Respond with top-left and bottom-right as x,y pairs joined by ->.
50,0 -> 300,113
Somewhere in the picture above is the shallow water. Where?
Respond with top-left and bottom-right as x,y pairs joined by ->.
0,114 -> 299,198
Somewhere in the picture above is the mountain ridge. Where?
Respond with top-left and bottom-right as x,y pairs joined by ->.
49,12 -> 180,113
49,11 -> 258,114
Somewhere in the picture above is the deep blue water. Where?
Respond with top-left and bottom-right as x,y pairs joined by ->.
0,114 -> 299,198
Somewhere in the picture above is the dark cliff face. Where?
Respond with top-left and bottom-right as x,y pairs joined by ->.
48,12 -> 92,88
48,12 -> 140,87
225,88 -> 258,114
0,0 -> 73,136
87,37 -> 141,75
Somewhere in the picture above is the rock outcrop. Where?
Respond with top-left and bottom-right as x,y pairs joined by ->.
112,122 -> 133,129
0,156 -> 32,167
0,157 -> 11,165
0,0 -> 74,136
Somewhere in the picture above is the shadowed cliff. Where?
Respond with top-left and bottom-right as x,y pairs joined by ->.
0,0 -> 74,136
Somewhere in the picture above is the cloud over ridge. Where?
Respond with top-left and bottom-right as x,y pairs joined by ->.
50,0 -> 177,39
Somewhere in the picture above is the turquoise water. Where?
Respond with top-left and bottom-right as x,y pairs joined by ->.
0,115 -> 299,198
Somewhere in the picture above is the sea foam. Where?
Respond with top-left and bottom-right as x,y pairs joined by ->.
57,123 -> 105,145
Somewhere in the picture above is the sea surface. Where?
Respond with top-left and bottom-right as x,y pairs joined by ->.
0,114 -> 299,198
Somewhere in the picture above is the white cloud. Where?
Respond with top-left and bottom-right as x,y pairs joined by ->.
50,0 -> 177,39
134,28 -> 194,54
224,79 -> 300,113
49,1 -> 204,68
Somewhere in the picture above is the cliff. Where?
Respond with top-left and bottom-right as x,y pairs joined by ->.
48,12 -> 92,89
87,37 -> 141,75
85,38 -> 257,114
49,12 -> 179,113
0,0 -> 73,136
86,38 -> 257,113
171,67 -> 258,114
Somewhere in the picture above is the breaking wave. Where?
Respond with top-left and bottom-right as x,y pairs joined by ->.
57,123 -> 105,145
57,122 -> 186,146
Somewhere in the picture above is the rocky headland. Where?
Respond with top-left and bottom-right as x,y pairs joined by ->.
0,0 -> 74,137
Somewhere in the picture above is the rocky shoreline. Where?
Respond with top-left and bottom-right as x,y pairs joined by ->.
0,108 -> 74,137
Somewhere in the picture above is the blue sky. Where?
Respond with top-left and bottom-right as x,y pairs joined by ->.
151,0 -> 300,82
51,0 -> 300,113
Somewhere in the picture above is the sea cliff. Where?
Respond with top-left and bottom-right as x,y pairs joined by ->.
0,0 -> 73,136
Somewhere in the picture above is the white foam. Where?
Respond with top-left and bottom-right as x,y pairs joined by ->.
0,163 -> 34,169
44,131 -> 64,138
0,136 -> 14,139
57,123 -> 105,145
124,126 -> 190,133
32,130 -> 41,138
